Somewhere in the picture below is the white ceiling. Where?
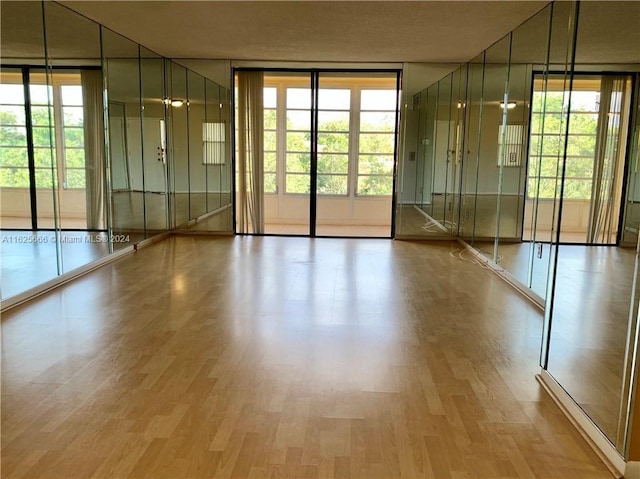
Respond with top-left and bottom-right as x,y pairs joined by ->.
59,0 -> 550,63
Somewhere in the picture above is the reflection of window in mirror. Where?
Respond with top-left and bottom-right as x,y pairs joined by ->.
528,74 -> 632,202
0,70 -> 85,191
498,124 -> 524,167
202,122 -> 225,165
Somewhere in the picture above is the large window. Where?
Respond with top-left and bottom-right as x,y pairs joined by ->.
264,76 -> 397,197
0,70 -> 84,190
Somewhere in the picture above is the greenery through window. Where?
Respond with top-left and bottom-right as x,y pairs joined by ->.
265,78 -> 396,197
61,85 -> 85,188
0,71 -> 84,190
263,87 -> 277,192
528,77 -> 599,200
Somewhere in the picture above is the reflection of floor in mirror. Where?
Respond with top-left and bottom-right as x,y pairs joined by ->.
522,228 -> 617,245
0,230 -> 113,300
112,191 -> 232,232
474,240 -> 634,446
1,204 -> 232,301
472,241 -> 550,298
0,217 -> 88,229
545,244 -> 634,446
182,207 -> 232,232
395,204 -> 455,237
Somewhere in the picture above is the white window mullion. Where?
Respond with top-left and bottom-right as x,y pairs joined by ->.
276,82 -> 286,198
52,82 -> 65,190
348,85 -> 361,200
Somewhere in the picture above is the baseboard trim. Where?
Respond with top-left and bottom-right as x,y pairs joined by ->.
537,370 -> 625,478
133,231 -> 171,251
456,238 -> 545,311
412,205 -> 450,233
394,234 -> 457,241
1,245 -> 134,313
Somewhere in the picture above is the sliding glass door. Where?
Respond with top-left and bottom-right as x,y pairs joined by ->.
235,69 -> 400,237
315,72 -> 397,237
278,73 -> 312,234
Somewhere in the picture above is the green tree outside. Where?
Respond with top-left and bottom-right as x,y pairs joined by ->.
264,112 -> 395,196
0,105 -> 86,189
528,90 -> 599,200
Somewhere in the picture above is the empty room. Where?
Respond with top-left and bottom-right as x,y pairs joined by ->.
1,1 -> 640,478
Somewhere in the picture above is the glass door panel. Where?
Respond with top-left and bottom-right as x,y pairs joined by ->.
235,70 -> 399,238
276,75 -> 312,234
315,72 -> 397,237
235,71 -> 311,235
140,48 -> 168,237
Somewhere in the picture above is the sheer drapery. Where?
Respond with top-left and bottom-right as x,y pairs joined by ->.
81,69 -> 106,230
587,76 -> 628,243
236,71 -> 264,234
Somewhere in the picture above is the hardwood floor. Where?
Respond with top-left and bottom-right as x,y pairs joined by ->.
1,237 -> 613,478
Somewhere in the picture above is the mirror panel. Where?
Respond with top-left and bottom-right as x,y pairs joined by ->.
187,78 -> 232,232
103,29 -> 145,246
431,75 -> 453,233
205,79 -> 222,214
500,5 -> 553,298
44,1 -> 106,273
474,35 -> 512,259
0,1 -> 233,304
188,71 -> 207,220
167,61 -> 190,228
460,53 -> 484,241
220,84 -> 233,231
447,66 -> 466,236
546,0 -> 640,451
140,47 -> 168,237
0,2 -> 61,298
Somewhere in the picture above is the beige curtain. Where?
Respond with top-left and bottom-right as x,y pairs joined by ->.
81,69 -> 106,230
236,71 -> 264,234
587,76 -> 627,243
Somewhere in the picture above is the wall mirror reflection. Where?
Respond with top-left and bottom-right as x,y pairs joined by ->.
1,0 -> 107,298
0,2 -> 233,303
544,0 -> 640,454
399,0 -> 639,457
103,28 -> 145,245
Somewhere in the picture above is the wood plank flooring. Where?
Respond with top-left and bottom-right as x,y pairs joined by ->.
1,236 -> 613,478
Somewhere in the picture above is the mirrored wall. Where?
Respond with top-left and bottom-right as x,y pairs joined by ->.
0,1 -> 232,303
398,0 -> 640,461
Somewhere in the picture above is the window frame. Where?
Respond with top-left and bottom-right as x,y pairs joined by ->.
0,70 -> 85,190
263,76 -> 397,199
527,75 -> 601,201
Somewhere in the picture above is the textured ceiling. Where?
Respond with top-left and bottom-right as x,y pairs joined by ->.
2,0 -> 637,93
58,1 -> 550,63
